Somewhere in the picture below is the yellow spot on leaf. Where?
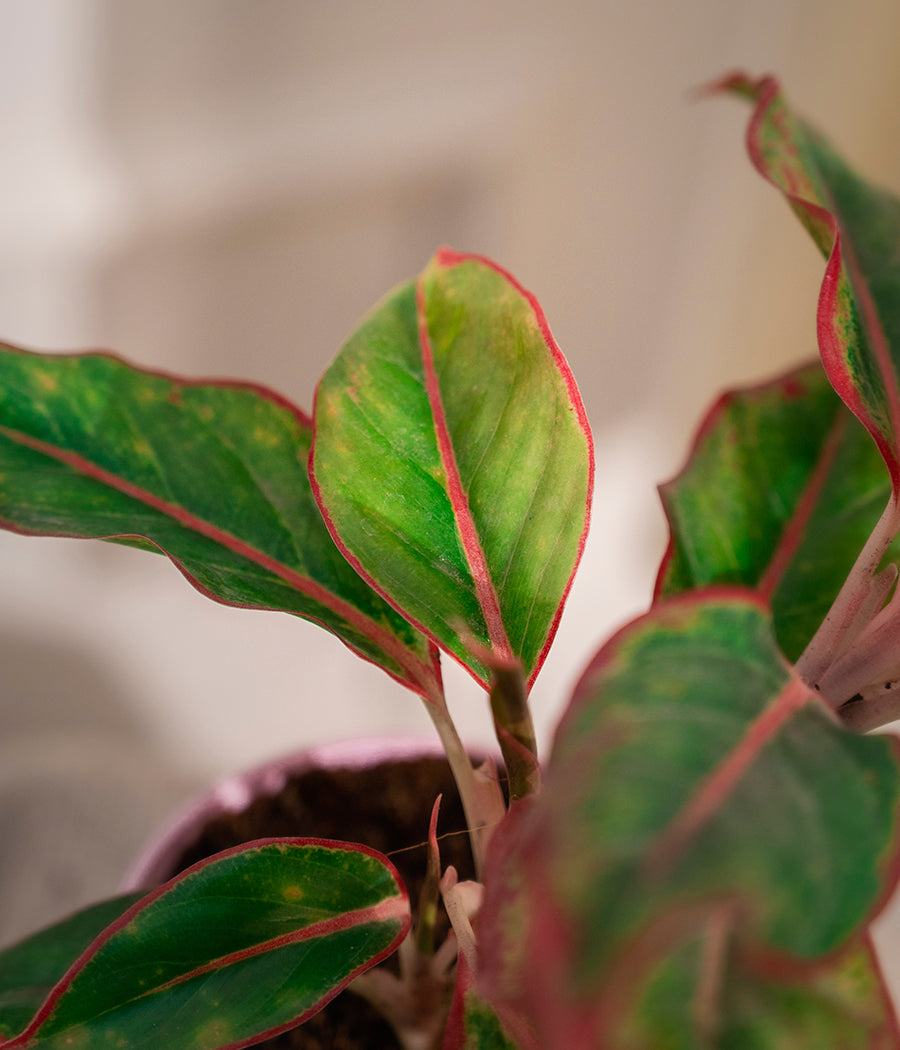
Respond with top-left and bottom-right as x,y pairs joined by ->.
253,426 -> 280,448
198,405 -> 214,422
133,439 -> 153,458
195,1020 -> 232,1047
36,372 -> 57,393
61,1026 -> 89,1046
283,884 -> 304,901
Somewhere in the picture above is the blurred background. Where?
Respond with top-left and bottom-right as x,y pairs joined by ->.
3,0 -> 900,974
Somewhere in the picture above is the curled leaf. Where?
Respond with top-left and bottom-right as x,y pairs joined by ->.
721,73 -> 900,493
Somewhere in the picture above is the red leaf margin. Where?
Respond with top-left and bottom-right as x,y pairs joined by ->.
0,837 -> 410,1050
477,588 -> 900,1048
0,345 -> 444,705
866,933 -> 900,1050
709,72 -> 900,493
653,361 -> 847,606
442,949 -> 542,1050
309,248 -> 595,691
559,587 -> 900,952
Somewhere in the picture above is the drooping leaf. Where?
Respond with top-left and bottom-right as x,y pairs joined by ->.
0,894 -> 141,1039
723,73 -> 900,491
656,361 -> 900,660
311,248 -> 593,688
0,348 -> 441,702
0,839 -> 409,1050
478,592 -> 900,1049
615,931 -> 900,1050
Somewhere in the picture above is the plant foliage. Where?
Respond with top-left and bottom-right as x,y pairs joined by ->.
2,73 -> 900,1049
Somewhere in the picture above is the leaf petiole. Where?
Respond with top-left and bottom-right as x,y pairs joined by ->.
489,665 -> 540,802
797,495 -> 900,698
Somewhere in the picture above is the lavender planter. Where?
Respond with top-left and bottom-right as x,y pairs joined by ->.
122,735 -> 447,892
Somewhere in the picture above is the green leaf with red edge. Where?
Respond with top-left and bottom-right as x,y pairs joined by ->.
656,360 -> 900,662
721,73 -> 900,491
613,932 -> 900,1050
311,249 -> 593,688
443,999 -> 523,1050
0,838 -> 409,1050
477,593 -> 900,1049
0,894 -> 142,1040
0,347 -> 441,702
443,953 -> 535,1050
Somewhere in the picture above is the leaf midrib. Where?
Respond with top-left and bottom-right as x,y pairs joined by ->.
6,897 -> 407,1047
0,422 -> 435,694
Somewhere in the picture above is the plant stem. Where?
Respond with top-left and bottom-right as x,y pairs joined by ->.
796,495 -> 900,690
839,685 -> 900,731
489,665 -> 541,801
351,938 -> 452,1050
426,701 -> 497,877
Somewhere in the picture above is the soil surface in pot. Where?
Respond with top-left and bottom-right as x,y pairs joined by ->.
171,756 -> 481,1050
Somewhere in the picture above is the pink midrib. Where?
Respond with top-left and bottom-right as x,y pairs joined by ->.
415,278 -> 514,662
0,422 -> 435,695
757,408 -> 847,601
1,894 -> 408,1048
432,250 -> 594,691
647,675 -> 812,874
137,895 -> 407,996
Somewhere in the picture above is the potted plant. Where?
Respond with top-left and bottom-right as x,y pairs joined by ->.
2,70 -> 900,1048
119,735 -> 497,1050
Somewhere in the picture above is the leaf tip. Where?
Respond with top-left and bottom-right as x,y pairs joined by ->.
695,70 -> 776,103
431,245 -> 473,270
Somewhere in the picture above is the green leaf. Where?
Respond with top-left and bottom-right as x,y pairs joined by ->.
0,894 -> 141,1040
311,248 -> 593,688
0,347 -> 441,702
1,839 -> 409,1050
443,954 -> 534,1050
616,933 -> 899,1050
478,593 -> 900,1048
447,1001 -> 524,1050
656,361 -> 900,661
724,73 -> 900,491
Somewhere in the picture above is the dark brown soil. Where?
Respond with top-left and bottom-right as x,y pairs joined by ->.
170,756 -> 479,1050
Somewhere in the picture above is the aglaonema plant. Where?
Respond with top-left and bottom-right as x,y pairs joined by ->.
2,73 -> 900,1049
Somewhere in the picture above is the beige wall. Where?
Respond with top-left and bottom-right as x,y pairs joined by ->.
3,0 -> 900,943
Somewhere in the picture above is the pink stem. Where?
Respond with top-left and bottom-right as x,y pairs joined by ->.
426,703 -> 499,877
796,496 -> 900,689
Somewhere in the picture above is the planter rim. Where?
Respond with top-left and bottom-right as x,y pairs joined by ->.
121,734 -> 448,892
